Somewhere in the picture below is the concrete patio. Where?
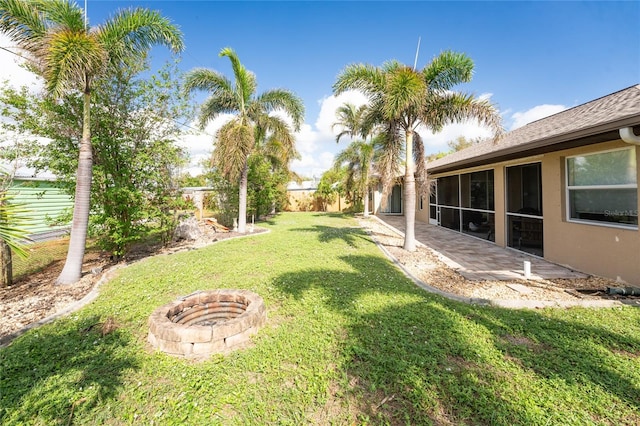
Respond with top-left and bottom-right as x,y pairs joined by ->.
376,215 -> 588,281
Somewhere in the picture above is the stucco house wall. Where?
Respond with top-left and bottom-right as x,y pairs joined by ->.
424,85 -> 640,285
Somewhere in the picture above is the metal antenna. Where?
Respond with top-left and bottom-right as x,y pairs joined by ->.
84,0 -> 88,29
413,36 -> 421,70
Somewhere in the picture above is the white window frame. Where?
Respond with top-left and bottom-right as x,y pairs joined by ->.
565,146 -> 638,230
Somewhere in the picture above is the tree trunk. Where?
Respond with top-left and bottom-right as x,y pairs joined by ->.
237,161 -> 248,233
363,187 -> 370,218
0,240 -> 12,287
57,91 -> 93,284
403,131 -> 416,252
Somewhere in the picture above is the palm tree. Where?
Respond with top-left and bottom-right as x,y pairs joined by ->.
333,139 -> 375,217
331,102 -> 368,143
334,51 -> 503,251
0,0 -> 184,284
184,47 -> 304,233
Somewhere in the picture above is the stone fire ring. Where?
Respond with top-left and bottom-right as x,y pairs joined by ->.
148,289 -> 266,358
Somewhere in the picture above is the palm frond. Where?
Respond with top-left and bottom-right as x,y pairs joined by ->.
212,120 -> 254,182
37,0 -> 84,32
372,124 -> 403,206
96,7 -> 184,65
423,50 -> 474,91
0,0 -> 47,52
183,67 -> 233,96
0,194 -> 31,258
333,63 -> 385,97
219,47 -> 257,108
255,89 -> 304,130
412,132 -> 431,198
41,29 -> 106,96
423,91 -> 503,140
383,66 -> 426,122
197,91 -> 237,129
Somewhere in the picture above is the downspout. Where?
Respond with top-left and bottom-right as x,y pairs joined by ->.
620,127 -> 640,145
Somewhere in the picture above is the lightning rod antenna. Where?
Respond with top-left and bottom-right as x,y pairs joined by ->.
413,36 -> 421,70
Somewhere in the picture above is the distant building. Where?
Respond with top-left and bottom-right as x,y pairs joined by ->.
7,174 -> 73,242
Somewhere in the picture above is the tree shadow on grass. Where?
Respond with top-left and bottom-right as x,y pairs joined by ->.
273,253 -> 640,424
289,224 -> 370,248
0,315 -> 139,424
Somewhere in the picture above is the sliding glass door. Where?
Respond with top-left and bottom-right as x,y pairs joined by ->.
506,163 -> 543,256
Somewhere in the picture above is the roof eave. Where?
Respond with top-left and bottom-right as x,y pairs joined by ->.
428,116 -> 640,174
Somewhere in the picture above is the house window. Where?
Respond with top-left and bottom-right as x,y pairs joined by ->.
566,147 -> 637,228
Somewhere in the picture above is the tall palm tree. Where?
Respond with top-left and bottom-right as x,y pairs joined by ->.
333,139 -> 375,217
184,47 -> 304,233
0,0 -> 184,284
334,51 -> 502,251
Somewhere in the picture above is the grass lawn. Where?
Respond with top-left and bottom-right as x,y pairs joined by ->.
1,212 -> 639,425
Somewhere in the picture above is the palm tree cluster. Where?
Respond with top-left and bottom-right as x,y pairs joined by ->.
0,0 -> 502,285
332,52 -> 503,251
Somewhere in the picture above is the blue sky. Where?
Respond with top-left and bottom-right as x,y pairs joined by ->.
2,1 -> 639,178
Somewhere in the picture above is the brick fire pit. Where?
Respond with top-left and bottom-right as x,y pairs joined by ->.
147,289 -> 266,358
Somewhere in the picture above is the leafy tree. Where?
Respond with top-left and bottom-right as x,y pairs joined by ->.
315,168 -> 344,212
247,154 -> 289,220
334,51 -> 502,251
0,59 -> 191,258
0,0 -> 184,284
184,47 -> 304,233
447,135 -> 481,152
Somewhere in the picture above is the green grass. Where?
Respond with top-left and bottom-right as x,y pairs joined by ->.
1,212 -> 639,425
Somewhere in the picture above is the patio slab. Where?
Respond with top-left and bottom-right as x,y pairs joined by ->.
376,215 -> 588,281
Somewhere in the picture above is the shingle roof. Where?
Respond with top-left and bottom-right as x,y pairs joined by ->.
427,84 -> 640,173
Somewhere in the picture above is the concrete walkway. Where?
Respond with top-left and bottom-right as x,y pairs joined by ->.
376,215 -> 587,281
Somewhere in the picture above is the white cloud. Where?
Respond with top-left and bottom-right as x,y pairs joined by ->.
314,90 -> 368,137
510,104 -> 566,130
176,114 -> 234,176
419,120 -> 494,154
0,34 -> 42,90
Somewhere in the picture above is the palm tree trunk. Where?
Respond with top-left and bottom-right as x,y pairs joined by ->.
57,91 -> 93,284
237,161 -> 248,233
363,188 -> 370,217
403,131 -> 416,252
0,240 -> 12,287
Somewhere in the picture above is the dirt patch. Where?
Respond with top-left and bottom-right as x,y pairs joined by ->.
0,222 -> 267,342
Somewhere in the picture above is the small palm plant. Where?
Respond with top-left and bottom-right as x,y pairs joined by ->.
0,192 -> 30,287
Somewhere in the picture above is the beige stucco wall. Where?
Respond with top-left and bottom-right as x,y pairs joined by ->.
541,140 -> 639,285
426,140 -> 639,285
